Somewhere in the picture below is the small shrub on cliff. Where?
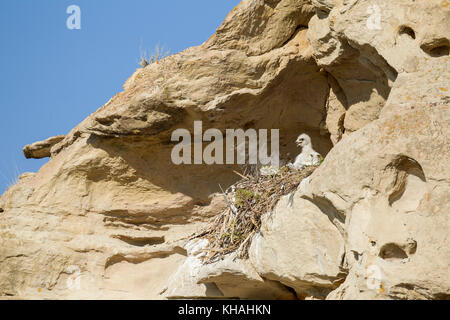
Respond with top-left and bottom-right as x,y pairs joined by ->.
139,42 -> 170,68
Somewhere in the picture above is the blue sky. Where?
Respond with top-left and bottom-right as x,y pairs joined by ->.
0,0 -> 240,194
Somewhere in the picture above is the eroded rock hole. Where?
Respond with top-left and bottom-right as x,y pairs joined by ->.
379,243 -> 408,260
387,156 -> 426,209
316,9 -> 329,19
398,26 -> 416,39
428,45 -> 450,57
421,38 -> 450,57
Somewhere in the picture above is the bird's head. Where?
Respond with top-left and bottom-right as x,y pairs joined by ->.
295,133 -> 311,147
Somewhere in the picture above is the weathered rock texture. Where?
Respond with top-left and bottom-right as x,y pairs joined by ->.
23,135 -> 65,159
0,0 -> 448,299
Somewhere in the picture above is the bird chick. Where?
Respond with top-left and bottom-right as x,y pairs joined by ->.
287,133 -> 322,170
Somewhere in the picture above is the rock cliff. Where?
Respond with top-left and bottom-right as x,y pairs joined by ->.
1,0 -> 449,300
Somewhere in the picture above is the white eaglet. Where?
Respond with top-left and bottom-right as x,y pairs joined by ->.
287,133 -> 322,170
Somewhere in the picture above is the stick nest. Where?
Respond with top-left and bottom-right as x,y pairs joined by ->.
193,165 -> 319,263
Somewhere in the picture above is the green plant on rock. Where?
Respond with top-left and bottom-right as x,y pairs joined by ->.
235,188 -> 260,208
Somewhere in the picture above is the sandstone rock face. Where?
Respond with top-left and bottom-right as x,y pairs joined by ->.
162,239 -> 225,299
163,238 -> 296,300
303,0 -> 450,299
196,254 -> 296,300
1,0 -> 449,300
310,103 -> 450,300
248,194 -> 346,299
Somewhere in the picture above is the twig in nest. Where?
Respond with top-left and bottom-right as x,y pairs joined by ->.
233,170 -> 249,180
219,184 -> 237,216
